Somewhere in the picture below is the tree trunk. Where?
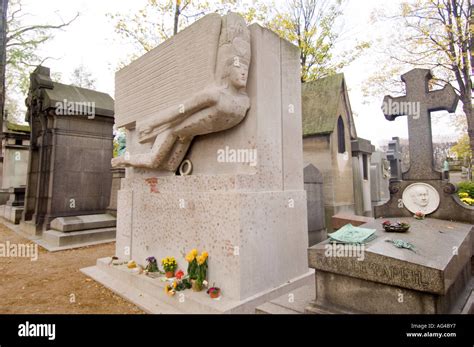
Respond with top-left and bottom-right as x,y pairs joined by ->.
173,0 -> 180,36
464,99 -> 474,180
0,0 -> 8,130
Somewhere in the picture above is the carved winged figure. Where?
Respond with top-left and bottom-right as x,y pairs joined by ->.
111,13 -> 251,171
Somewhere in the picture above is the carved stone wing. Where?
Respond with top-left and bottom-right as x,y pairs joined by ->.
114,14 -> 223,129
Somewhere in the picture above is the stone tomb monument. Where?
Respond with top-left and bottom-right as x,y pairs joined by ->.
304,163 -> 326,246
83,13 -> 311,313
306,69 -> 473,314
19,66 -> 117,250
370,150 -> 390,206
0,121 -> 30,223
351,137 -> 375,217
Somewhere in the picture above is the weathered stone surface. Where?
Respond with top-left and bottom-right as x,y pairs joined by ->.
41,228 -> 116,250
302,73 -> 356,231
304,164 -> 326,245
112,13 -> 251,173
309,218 -> 471,295
21,66 -> 115,234
370,151 -> 390,204
106,167 -> 125,217
90,14 -> 310,311
50,214 -> 116,232
386,137 -> 402,181
308,217 -> 472,313
1,122 -> 30,190
351,137 -> 374,216
374,180 -> 473,224
382,69 -> 458,181
331,213 -> 374,230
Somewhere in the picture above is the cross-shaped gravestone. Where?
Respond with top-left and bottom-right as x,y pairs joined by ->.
387,137 -> 402,181
382,69 -> 459,181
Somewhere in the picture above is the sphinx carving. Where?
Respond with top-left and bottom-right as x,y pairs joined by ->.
112,13 -> 251,171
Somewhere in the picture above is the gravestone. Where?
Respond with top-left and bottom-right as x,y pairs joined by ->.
19,66 -> 117,250
351,137 -> 374,216
375,69 -> 472,224
106,167 -> 125,217
304,163 -> 326,246
306,68 -> 473,314
382,69 -> 458,180
0,121 -> 30,223
307,218 -> 472,314
386,137 -> 402,181
370,151 -> 390,205
83,13 -> 312,313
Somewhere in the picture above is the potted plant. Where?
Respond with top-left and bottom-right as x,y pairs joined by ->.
161,257 -> 178,278
207,286 -> 221,299
175,270 -> 184,280
145,256 -> 161,278
185,249 -> 209,292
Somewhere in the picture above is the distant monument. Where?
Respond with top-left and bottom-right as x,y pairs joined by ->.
0,121 -> 30,223
19,66 -> 117,250
302,73 -> 358,231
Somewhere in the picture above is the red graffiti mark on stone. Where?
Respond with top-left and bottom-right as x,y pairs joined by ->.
145,177 -> 159,193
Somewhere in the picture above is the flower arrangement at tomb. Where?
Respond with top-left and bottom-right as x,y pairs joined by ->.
458,181 -> 474,206
161,257 -> 178,278
382,220 -> 410,233
185,249 -> 209,292
144,256 -> 161,278
112,248 -> 215,298
413,211 -> 425,220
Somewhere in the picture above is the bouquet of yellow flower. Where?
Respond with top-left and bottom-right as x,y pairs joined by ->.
162,257 -> 178,278
185,249 -> 208,291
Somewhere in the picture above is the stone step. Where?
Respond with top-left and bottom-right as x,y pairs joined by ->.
19,220 -> 41,236
50,214 -> 116,232
92,257 -> 240,314
255,283 -> 315,314
0,205 -> 23,224
255,302 -> 301,314
81,265 -> 181,314
39,228 -> 116,251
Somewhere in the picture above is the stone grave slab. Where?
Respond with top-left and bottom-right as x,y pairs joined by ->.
307,217 -> 473,314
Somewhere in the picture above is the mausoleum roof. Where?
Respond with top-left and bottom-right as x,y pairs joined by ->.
302,73 -> 349,136
41,82 -> 115,117
5,121 -> 30,133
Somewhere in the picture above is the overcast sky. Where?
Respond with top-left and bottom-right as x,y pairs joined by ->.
14,0 -> 462,148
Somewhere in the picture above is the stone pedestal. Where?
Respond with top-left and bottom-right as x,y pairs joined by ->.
0,186 -> 26,224
307,218 -> 472,314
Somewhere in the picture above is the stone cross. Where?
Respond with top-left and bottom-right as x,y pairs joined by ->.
386,137 -> 402,181
382,69 -> 458,181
